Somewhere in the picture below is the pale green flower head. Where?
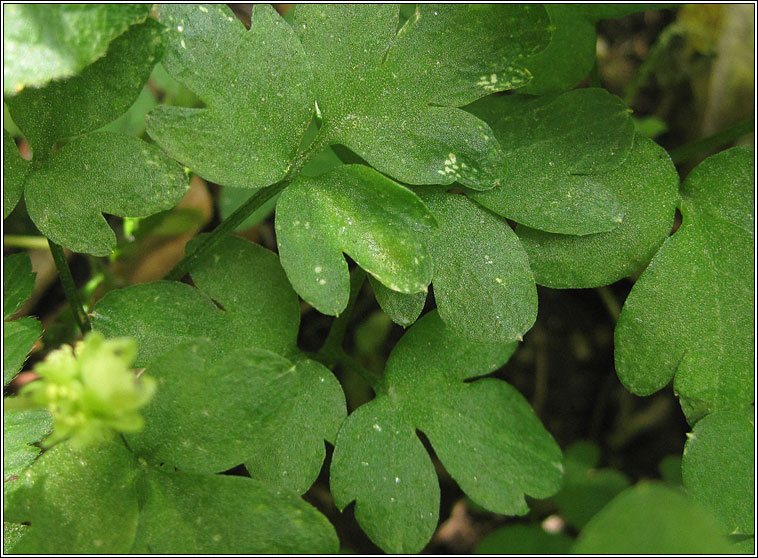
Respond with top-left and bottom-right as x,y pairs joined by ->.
18,331 -> 156,448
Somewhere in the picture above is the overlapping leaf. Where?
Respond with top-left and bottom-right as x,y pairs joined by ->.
517,134 -> 679,288
331,311 -> 562,553
3,253 -> 41,386
133,468 -> 339,553
573,483 -> 734,554
517,5 -> 653,95
682,410 -> 754,535
147,4 -> 313,189
4,440 -> 141,554
551,441 -> 630,529
3,4 -> 151,95
93,236 -> 345,493
475,524 -> 572,555
5,20 -> 189,256
371,192 -> 537,341
3,130 -> 28,218
3,408 -> 52,493
615,147 -> 754,421
295,4 -> 551,189
466,88 -> 636,235
275,165 -> 437,316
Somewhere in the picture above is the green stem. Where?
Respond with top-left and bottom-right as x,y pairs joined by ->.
623,23 -> 682,106
596,286 -> 621,323
3,235 -> 51,250
164,179 -> 287,280
320,268 -> 367,359
163,124 -> 333,281
669,117 -> 754,165
48,239 -> 91,334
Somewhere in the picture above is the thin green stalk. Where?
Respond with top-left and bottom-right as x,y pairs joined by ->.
164,179 -> 288,280
48,239 -> 91,333
3,235 -> 51,250
669,117 -> 754,165
596,286 -> 621,323
320,268 -> 367,359
163,124 -> 332,281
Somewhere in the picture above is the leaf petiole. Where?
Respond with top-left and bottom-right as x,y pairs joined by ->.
48,239 -> 91,333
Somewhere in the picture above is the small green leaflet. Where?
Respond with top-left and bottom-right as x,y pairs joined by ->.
133,468 -> 339,553
331,311 -> 562,553
518,134 -> 679,288
295,4 -> 551,189
276,164 -> 436,316
551,441 -> 630,529
92,236 -> 346,494
3,130 -> 29,218
474,524 -> 572,555
682,410 -> 754,535
147,4 -> 313,189
3,253 -> 41,386
466,88 -> 636,235
615,147 -> 754,421
373,192 -> 537,341
3,4 -> 151,95
5,20 -> 189,257
4,440 -> 141,554
573,482 -> 734,554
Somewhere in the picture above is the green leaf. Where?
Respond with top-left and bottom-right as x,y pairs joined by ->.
3,408 -> 52,490
93,236 -> 300,365
23,132 -> 189,256
573,482 -> 734,554
146,4 -> 313,189
3,130 -> 29,218
4,440 -> 140,554
552,441 -> 630,529
275,165 -> 437,316
134,468 -> 339,553
93,236 -> 345,492
467,88 -> 636,235
518,134 -> 679,288
3,252 -> 36,320
3,318 -> 42,388
733,537 -> 756,554
474,524 -> 573,555
368,276 -> 426,327
295,4 -> 551,189
421,191 -> 537,341
3,4 -> 151,95
658,454 -> 683,485
331,311 -> 562,553
126,343 -> 345,489
682,410 -> 754,535
6,19 -> 166,156
516,6 -> 660,95
3,253 -> 41,386
615,147 -> 754,420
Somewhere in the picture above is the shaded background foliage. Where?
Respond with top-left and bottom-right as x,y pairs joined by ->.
3,3 -> 754,554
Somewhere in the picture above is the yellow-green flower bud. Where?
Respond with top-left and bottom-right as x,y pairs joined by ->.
15,332 -> 156,448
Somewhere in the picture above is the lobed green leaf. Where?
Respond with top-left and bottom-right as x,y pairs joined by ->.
615,147 -> 754,421
4,440 -> 140,554
3,253 -> 41,386
3,4 -> 151,95
6,19 -> 166,156
134,468 -> 339,553
295,4 -> 551,189
331,311 -> 562,553
518,134 -> 679,288
467,88 -> 636,235
147,4 -> 313,189
3,408 -> 52,492
276,165 -> 436,316
24,132 -> 189,256
682,410 -> 755,535
573,482 -> 734,554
